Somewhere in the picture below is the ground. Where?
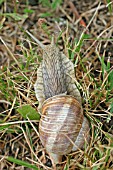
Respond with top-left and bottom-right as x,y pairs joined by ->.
0,0 -> 113,169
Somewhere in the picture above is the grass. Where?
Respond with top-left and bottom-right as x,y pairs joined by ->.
0,0 -> 113,169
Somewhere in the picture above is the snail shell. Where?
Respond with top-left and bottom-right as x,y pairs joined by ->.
39,95 -> 83,163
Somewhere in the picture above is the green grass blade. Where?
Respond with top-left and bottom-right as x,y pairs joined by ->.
107,0 -> 112,13
0,124 -> 10,130
7,156 -> 39,170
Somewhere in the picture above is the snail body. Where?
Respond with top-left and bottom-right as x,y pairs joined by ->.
34,38 -> 90,164
34,40 -> 81,109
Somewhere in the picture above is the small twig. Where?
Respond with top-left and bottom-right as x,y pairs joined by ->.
86,24 -> 113,57
0,36 -> 29,82
68,1 -> 86,27
0,100 -> 11,105
26,30 -> 44,49
4,97 -> 16,121
0,37 -> 21,68
0,120 -> 38,126
20,126 -> 49,170
27,117 -> 39,137
81,4 -> 106,16
77,2 -> 101,52
59,6 -> 73,23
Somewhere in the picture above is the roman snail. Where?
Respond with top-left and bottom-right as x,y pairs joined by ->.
28,31 -> 90,164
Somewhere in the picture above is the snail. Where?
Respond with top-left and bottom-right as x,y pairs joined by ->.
29,31 -> 90,164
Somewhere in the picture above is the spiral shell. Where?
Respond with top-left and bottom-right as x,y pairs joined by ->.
39,95 -> 83,163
